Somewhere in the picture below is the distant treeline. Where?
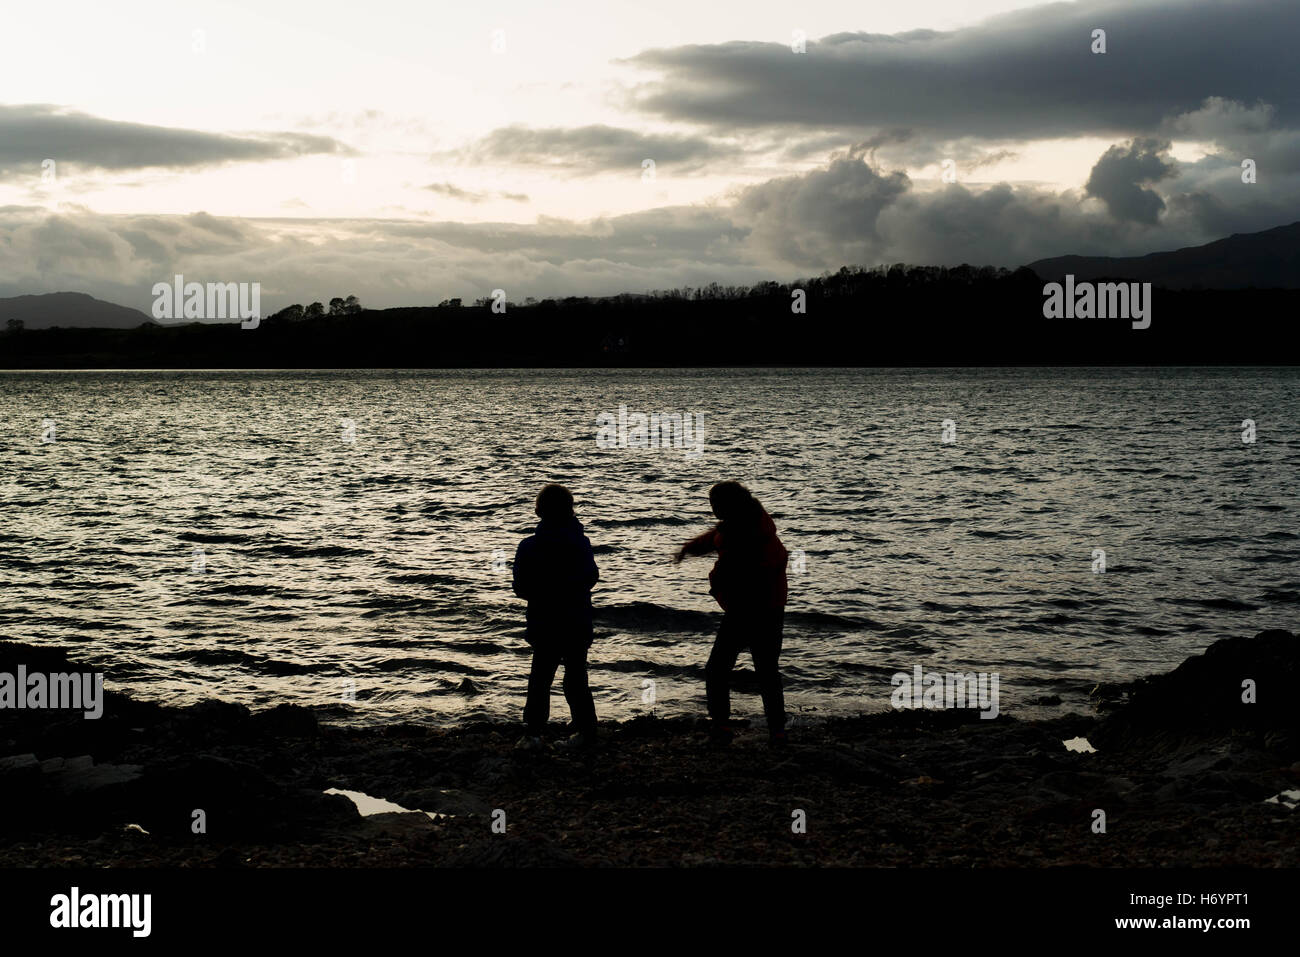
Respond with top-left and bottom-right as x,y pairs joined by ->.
3,265 -> 1297,367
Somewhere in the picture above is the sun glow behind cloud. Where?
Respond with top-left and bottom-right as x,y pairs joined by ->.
1,0 -> 1084,223
1,0 -> 1297,309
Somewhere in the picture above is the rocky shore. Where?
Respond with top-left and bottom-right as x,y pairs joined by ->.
2,631 -> 1296,867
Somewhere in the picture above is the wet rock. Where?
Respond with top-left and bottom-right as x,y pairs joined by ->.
442,835 -> 580,867
816,747 -> 910,784
394,787 -> 493,817
114,754 -> 294,838
1264,729 -> 1296,754
294,788 -> 362,831
1038,770 -> 1134,799
472,755 -> 511,783
44,761 -> 144,797
359,811 -> 440,836
971,762 -> 1030,784
167,700 -> 253,746
3,634 -> 1299,868
1093,630 -> 1299,748
0,753 -> 41,795
251,704 -> 319,738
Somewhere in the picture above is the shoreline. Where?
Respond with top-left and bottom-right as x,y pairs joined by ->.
2,631 -> 1297,867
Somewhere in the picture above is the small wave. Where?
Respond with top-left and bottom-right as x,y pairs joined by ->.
1246,552 -> 1292,564
595,602 -> 717,632
177,531 -> 255,544
834,660 -> 906,677
357,595 -> 446,617
204,583 -> 281,597
386,573 -> 462,586
158,647 -> 321,675
589,515 -> 698,529
597,660 -> 700,679
920,600 -> 961,613
437,638 -> 513,655
1163,596 -> 1258,611
266,544 -> 371,558
787,609 -> 886,631
372,657 -> 486,676
418,503 -> 507,517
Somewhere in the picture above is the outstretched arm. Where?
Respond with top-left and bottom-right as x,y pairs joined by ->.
673,527 -> 718,563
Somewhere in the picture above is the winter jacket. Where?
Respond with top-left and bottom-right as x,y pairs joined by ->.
512,516 -> 599,647
681,512 -> 788,612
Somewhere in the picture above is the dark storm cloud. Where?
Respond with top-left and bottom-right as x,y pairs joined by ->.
1154,97 -> 1300,236
443,124 -> 738,174
1085,138 -> 1176,223
733,150 -> 909,266
0,104 -> 352,179
731,130 -> 1300,269
627,0 -> 1300,140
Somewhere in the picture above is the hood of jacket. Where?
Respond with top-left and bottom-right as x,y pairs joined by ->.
533,515 -> 587,542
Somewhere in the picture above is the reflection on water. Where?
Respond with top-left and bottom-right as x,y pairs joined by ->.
3,367 -> 1297,726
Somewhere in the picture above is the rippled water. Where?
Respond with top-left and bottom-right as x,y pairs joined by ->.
2,368 -> 1296,727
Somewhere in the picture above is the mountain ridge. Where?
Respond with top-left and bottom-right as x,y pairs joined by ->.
0,292 -> 154,330
1028,221 -> 1300,289
1,222 -> 1297,330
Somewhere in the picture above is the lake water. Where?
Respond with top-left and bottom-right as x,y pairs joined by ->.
2,368 -> 1296,727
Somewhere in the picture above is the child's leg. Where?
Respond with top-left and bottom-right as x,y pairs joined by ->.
561,643 -> 597,735
705,614 -> 743,723
748,611 -> 786,732
523,648 -> 560,734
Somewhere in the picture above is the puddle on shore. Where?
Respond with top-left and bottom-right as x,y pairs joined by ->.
1263,790 -> 1299,809
324,788 -> 450,820
1063,737 -> 1097,753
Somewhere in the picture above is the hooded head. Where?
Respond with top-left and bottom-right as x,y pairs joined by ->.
535,483 -> 576,523
709,481 -> 765,525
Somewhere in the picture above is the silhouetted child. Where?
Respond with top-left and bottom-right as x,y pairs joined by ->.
512,484 -> 600,749
675,481 -> 790,746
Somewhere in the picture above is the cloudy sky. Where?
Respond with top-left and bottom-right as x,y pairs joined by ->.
1,0 -> 1296,314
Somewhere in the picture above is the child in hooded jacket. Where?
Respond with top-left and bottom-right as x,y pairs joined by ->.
675,481 -> 789,745
512,484 -> 599,748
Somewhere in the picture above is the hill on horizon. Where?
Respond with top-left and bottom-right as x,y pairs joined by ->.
1028,221 -> 1300,290
1,222 -> 1297,330
0,292 -> 153,331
